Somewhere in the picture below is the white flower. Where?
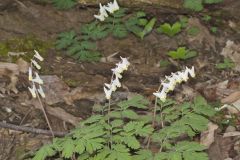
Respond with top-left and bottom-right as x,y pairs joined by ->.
28,84 -> 37,98
162,82 -> 174,92
32,72 -> 43,84
104,56 -> 129,100
177,71 -> 188,82
112,66 -> 124,74
104,0 -> 119,13
112,77 -> 121,88
99,3 -> 108,17
104,83 -> 111,89
104,87 -> 112,99
114,72 -> 123,79
112,67 -> 123,79
28,67 -> 33,81
31,59 -> 41,70
94,14 -> 105,21
171,73 -> 183,84
37,86 -> 45,98
34,50 -> 44,61
112,0 -> 120,11
153,90 -> 167,102
120,57 -> 130,68
94,3 -> 108,21
168,78 -> 177,90
186,66 -> 195,78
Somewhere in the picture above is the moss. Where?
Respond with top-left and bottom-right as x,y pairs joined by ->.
0,35 -> 54,62
64,78 -> 80,87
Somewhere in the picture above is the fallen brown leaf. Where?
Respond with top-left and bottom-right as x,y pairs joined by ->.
200,122 -> 218,148
221,91 -> 240,104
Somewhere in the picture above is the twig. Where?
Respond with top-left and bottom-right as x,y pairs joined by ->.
0,121 -> 68,137
36,93 -> 55,137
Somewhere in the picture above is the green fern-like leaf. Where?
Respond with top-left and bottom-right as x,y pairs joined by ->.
180,113 -> 209,132
184,0 -> 204,11
56,31 -> 78,50
122,136 -> 140,149
33,144 -> 56,160
51,0 -> 76,10
83,115 -> 104,125
154,152 -> 168,160
122,109 -> 139,119
61,138 -> 75,158
107,144 -> 132,160
183,151 -> 208,160
133,149 -> 153,160
117,95 -> 149,110
123,121 -> 153,137
81,23 -> 109,40
112,24 -> 128,38
204,0 -> 223,4
193,96 -> 216,117
67,41 -> 97,58
112,8 -> 127,18
175,141 -> 206,152
175,141 -> 208,160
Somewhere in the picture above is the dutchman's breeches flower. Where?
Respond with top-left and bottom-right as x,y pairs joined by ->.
94,0 -> 120,21
104,0 -> 120,13
153,66 -> 195,102
28,51 -> 45,99
104,57 -> 130,100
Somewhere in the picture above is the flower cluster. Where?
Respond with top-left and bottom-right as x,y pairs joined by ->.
153,66 -> 195,102
94,0 -> 119,21
28,50 -> 45,98
104,57 -> 130,100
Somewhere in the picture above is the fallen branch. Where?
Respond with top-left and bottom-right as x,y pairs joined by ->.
0,121 -> 68,137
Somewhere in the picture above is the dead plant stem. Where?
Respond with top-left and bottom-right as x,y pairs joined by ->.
36,93 -> 55,138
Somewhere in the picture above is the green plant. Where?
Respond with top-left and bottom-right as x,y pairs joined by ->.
33,95 -> 215,160
184,0 -> 203,12
55,30 -> 102,61
184,0 -> 223,11
187,26 -> 200,36
216,58 -> 235,69
0,36 -> 53,62
167,47 -> 198,60
125,11 -> 156,39
103,8 -> 129,39
204,0 -> 223,4
202,15 -> 212,22
179,16 -> 189,28
157,22 -> 182,37
159,60 -> 171,68
51,0 -> 77,10
56,10 -> 156,61
210,27 -> 218,33
33,95 -> 153,160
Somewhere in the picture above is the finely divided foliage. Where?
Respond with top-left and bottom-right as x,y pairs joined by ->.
56,3 -> 155,61
33,94 -> 215,159
33,1 -> 218,159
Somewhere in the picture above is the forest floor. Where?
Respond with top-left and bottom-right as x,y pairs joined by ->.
0,0 -> 240,159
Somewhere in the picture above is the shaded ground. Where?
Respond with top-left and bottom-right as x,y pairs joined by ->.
0,0 -> 240,159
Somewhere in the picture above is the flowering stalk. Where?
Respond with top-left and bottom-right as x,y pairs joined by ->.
28,50 -> 54,137
104,56 -> 130,121
146,66 -> 196,148
94,0 -> 120,21
152,66 -> 195,127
